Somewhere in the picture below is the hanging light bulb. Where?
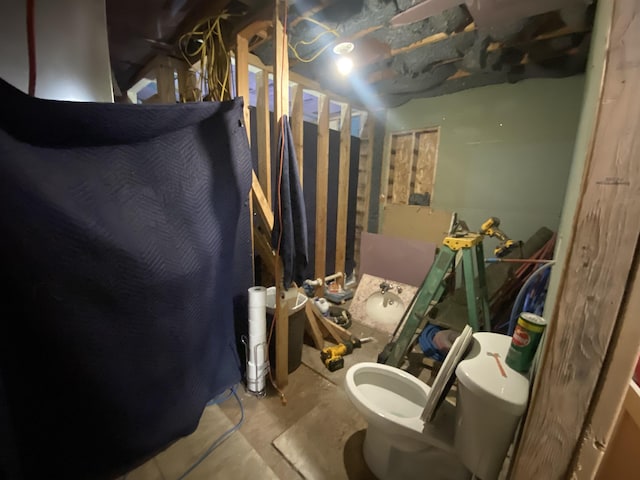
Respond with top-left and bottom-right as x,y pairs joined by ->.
336,56 -> 353,76
333,42 -> 355,76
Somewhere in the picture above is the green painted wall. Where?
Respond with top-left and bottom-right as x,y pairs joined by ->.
384,76 -> 585,255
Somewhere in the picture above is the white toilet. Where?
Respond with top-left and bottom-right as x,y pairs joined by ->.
345,328 -> 529,480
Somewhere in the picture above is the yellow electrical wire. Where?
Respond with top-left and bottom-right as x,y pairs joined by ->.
287,16 -> 339,63
179,11 -> 238,101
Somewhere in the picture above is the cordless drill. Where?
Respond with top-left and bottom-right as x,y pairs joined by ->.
479,217 -> 519,257
320,337 -> 374,371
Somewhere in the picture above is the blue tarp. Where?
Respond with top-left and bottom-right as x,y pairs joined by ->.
0,79 -> 252,479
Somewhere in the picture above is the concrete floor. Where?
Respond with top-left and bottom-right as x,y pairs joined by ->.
123,319 -> 393,480
121,317 -> 516,480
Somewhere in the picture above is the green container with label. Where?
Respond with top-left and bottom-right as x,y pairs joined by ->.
506,312 -> 547,372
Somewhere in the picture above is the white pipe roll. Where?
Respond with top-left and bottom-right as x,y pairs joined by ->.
247,286 -> 267,393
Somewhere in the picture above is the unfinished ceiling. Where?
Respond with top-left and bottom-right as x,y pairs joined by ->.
251,0 -> 595,107
106,0 -> 595,107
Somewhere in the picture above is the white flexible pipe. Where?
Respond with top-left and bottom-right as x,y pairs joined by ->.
247,286 -> 267,394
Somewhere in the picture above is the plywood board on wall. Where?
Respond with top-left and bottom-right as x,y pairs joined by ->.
381,205 -> 451,245
385,128 -> 439,206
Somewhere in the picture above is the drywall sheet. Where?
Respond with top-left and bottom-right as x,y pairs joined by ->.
381,205 -> 452,245
359,232 -> 436,287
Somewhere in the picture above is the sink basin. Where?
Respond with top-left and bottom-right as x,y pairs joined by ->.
365,292 -> 405,326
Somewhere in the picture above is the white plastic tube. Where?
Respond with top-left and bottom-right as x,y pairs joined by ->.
247,286 -> 267,394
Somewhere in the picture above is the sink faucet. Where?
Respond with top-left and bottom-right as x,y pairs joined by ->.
379,281 -> 391,294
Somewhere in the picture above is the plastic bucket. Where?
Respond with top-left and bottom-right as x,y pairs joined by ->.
266,287 -> 308,373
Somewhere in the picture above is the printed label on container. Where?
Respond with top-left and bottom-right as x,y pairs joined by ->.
512,326 -> 530,347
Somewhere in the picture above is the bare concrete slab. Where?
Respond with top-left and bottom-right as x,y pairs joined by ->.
272,388 -> 373,480
153,404 -> 278,480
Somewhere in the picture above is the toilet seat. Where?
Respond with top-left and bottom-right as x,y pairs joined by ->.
422,325 -> 474,422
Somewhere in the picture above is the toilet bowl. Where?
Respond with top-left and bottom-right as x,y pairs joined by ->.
345,329 -> 529,480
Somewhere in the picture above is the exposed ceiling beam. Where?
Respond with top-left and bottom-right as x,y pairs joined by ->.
290,2 -> 335,28
390,21 -> 476,57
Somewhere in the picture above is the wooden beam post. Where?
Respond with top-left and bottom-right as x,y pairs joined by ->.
273,0 -> 290,389
256,70 -> 272,206
315,94 -> 330,279
510,0 -> 640,477
155,58 -> 176,103
235,33 -> 251,139
354,114 -> 375,274
335,104 -> 351,276
576,255 -> 640,477
291,84 -> 304,184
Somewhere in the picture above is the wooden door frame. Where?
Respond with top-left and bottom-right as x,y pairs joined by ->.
509,0 -> 640,477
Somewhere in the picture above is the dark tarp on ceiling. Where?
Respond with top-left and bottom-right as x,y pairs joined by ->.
0,79 -> 253,479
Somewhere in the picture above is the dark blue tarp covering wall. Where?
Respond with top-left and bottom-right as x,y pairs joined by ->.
0,79 -> 253,479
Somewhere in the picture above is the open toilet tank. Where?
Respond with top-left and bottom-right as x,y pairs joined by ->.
345,330 -> 529,480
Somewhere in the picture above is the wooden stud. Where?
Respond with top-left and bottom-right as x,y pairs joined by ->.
315,95 -> 330,279
510,0 -> 640,477
273,14 -> 289,123
362,116 -> 375,228
256,71 -> 271,206
596,382 -> 640,478
235,34 -> 251,140
247,53 -> 357,108
354,114 -> 375,274
252,172 -> 274,231
303,300 -> 324,349
335,104 -> 352,276
572,258 -> 640,477
155,59 -> 176,103
273,0 -> 290,389
291,84 -> 304,183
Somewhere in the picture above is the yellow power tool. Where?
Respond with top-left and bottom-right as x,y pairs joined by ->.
479,217 -> 518,257
321,337 -> 374,371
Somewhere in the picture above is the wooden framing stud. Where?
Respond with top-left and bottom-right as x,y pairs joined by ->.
510,0 -> 640,476
314,94 -> 330,279
235,33 -> 251,140
335,104 -> 352,276
256,70 -> 272,206
291,84 -> 304,184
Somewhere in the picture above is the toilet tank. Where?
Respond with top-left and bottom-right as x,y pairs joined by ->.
454,333 -> 529,480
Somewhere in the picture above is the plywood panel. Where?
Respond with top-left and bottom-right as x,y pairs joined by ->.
390,134 -> 414,204
413,130 -> 439,201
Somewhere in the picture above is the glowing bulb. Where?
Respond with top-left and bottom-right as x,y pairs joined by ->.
336,56 -> 353,76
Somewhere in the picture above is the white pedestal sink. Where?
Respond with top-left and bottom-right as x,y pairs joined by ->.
365,291 -> 405,328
